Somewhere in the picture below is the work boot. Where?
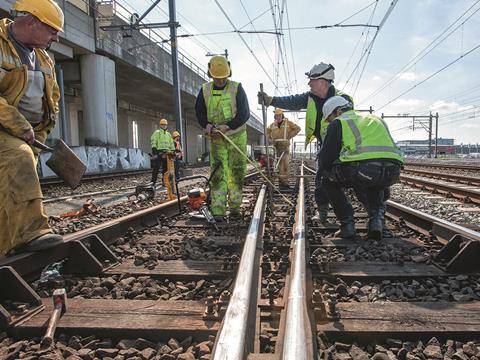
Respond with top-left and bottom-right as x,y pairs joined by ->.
312,203 -> 329,222
213,215 -> 225,223
368,208 -> 385,240
334,218 -> 356,239
229,208 -> 241,217
17,234 -> 64,253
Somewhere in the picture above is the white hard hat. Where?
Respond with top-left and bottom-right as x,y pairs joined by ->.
305,63 -> 335,81
322,96 -> 350,119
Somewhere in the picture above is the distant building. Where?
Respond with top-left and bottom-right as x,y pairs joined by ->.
396,138 -> 455,155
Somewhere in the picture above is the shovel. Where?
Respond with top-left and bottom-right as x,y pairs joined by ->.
33,139 -> 86,189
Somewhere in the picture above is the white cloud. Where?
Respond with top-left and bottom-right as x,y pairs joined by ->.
372,75 -> 382,81
390,98 -> 425,108
459,123 -> 480,129
396,72 -> 418,81
429,100 -> 458,112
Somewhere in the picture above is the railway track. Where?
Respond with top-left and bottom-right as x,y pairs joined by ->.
2,162 -> 480,359
404,162 -> 480,172
400,173 -> 480,205
402,168 -> 480,186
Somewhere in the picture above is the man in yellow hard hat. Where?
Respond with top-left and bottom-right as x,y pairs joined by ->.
0,0 -> 65,255
195,56 -> 250,221
150,118 -> 175,185
172,130 -> 183,180
267,108 -> 300,188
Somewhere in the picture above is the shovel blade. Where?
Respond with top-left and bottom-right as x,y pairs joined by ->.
45,140 -> 86,189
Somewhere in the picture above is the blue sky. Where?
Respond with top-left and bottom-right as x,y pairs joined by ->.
124,0 -> 480,144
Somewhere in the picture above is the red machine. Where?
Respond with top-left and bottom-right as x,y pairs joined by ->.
187,188 -> 218,230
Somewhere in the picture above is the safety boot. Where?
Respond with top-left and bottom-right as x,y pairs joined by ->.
17,233 -> 64,253
334,218 -> 356,239
368,209 -> 385,240
312,203 -> 329,222
229,208 -> 241,217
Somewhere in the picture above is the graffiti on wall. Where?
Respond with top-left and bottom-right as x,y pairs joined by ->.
39,146 -> 150,178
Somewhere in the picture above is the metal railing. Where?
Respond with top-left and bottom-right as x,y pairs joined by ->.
282,164 -> 314,360
211,185 -> 267,360
96,0 -> 207,79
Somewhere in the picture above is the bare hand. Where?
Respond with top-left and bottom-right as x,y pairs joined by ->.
216,124 -> 230,134
204,123 -> 215,135
22,129 -> 35,144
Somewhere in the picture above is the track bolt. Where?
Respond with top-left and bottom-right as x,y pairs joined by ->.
203,295 -> 218,320
267,281 -> 276,305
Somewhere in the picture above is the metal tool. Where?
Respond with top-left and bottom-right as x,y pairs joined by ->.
40,288 -> 67,348
187,188 -> 219,230
33,139 -> 86,189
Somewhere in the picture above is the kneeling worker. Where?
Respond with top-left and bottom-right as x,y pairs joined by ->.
1,0 -> 65,255
267,108 -> 300,188
318,96 -> 403,240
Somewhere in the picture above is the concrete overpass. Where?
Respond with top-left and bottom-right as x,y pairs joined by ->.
0,0 -> 264,164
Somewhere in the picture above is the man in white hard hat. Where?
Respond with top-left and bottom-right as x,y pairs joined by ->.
0,0 -> 65,255
258,63 -> 353,222
267,108 -> 300,188
318,96 -> 403,240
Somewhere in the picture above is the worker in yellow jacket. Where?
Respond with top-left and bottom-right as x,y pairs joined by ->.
150,118 -> 175,185
0,0 -> 65,255
267,108 -> 300,188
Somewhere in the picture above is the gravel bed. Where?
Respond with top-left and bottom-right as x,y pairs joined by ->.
0,332 -> 214,359
317,335 -> 480,360
310,240 -> 436,264
33,274 -> 233,301
42,166 -> 211,199
314,275 -> 480,302
390,183 -> 480,226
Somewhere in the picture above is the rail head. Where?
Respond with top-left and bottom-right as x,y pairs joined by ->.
211,185 -> 267,360
282,165 -> 314,360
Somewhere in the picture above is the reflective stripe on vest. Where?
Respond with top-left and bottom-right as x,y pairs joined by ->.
202,80 -> 239,125
338,111 -> 403,163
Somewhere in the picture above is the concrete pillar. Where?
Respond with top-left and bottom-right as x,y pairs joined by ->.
80,54 -> 118,146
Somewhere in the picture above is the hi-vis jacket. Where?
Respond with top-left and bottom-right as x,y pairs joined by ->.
151,129 -> 175,151
267,118 -> 300,152
0,19 -> 60,143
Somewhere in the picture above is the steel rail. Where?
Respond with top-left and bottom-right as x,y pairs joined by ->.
3,172 -> 260,276
402,168 -> 480,186
400,174 -> 480,204
40,170 -> 151,186
281,165 -> 314,360
404,162 -> 480,171
211,185 -> 267,360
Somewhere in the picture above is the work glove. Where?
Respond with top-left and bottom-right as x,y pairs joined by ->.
204,123 -> 215,135
216,124 -> 230,134
257,91 -> 273,106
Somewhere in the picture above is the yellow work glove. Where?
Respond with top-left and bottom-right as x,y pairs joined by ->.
257,91 -> 273,106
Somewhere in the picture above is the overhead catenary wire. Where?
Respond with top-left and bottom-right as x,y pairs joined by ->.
359,0 -> 480,105
377,43 -> 480,111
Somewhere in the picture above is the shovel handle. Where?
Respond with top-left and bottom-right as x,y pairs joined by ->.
32,139 -> 54,152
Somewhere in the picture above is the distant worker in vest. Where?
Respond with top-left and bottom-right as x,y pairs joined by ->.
150,118 -> 175,185
258,63 -> 353,222
0,0 -> 65,255
318,96 -> 403,240
267,108 -> 300,189
172,130 -> 183,181
195,56 -> 250,221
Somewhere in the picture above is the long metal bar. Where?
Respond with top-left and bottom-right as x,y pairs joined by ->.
404,162 -> 480,171
402,169 -> 480,186
168,0 -> 184,147
211,185 -> 267,360
282,165 -> 314,360
134,0 -> 162,25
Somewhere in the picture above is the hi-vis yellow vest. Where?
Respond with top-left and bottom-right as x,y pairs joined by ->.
305,90 -> 353,146
337,110 -> 403,163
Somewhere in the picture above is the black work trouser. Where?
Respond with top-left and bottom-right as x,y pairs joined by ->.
315,148 -> 329,206
322,160 -> 401,223
151,156 -> 168,184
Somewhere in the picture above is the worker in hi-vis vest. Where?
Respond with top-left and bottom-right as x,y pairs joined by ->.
195,56 -> 250,222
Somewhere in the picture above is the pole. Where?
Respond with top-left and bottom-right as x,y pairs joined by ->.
435,112 -> 439,158
428,112 -> 432,158
55,65 -> 70,145
168,0 -> 183,147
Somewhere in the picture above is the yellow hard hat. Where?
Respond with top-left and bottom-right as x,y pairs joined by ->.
159,118 -> 168,126
13,0 -> 64,32
172,131 -> 180,138
208,56 -> 231,78
274,108 -> 284,116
